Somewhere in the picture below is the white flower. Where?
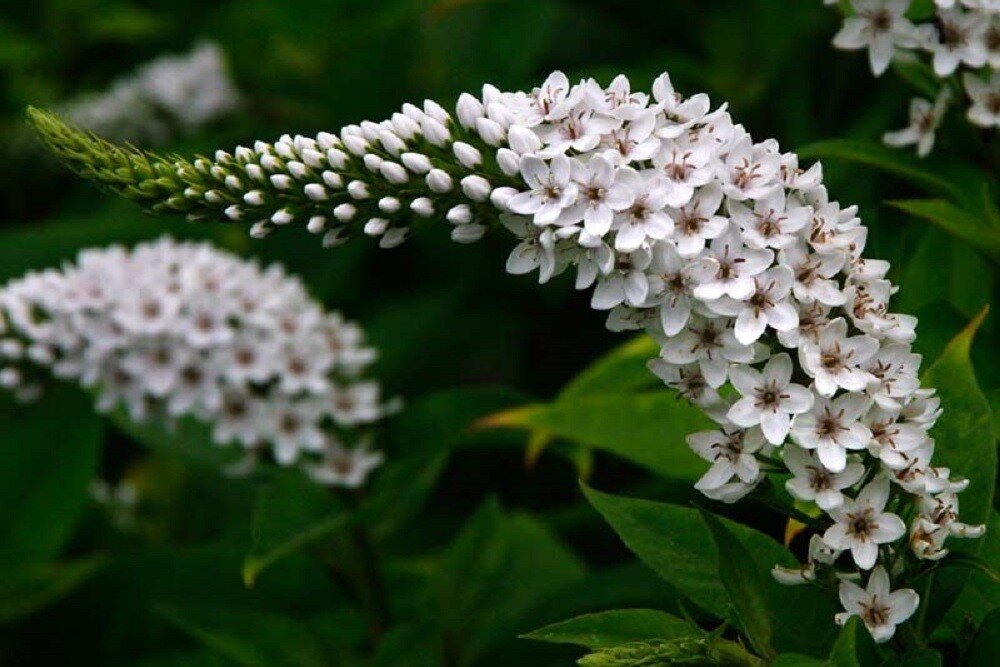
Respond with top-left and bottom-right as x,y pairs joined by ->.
691,227 -> 774,301
779,244 -> 846,306
792,392 -> 873,472
652,141 -> 715,207
667,182 -> 729,258
784,444 -> 865,509
728,188 -> 810,250
919,491 -> 987,538
832,0 -> 918,76
825,476 -> 906,569
727,353 -> 814,444
863,343 -> 921,410
715,134 -> 781,201
836,566 -> 918,642
963,71 -> 1000,128
502,215 -> 558,283
592,246 -> 652,309
884,90 -> 950,157
611,169 -> 674,251
929,8 -> 988,76
648,360 -> 721,407
563,155 -> 635,236
773,534 -> 842,585
652,72 -> 711,139
687,426 -> 765,492
643,241 -> 704,335
305,443 -> 385,488
864,405 -> 929,469
507,154 -> 579,225
800,318 -> 879,396
660,315 -> 755,388
708,265 -> 799,345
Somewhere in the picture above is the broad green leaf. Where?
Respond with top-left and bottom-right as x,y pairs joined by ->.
484,392 -> 712,483
700,509 -> 774,659
950,511 -> 1000,625
917,308 -> 996,634
888,199 -> 1000,263
964,609 -> 1000,667
0,385 -> 102,568
243,473 -> 351,587
828,617 -> 880,667
391,500 -> 586,666
524,334 -> 662,466
155,604 -> 328,667
0,555 -> 107,623
796,140 -> 962,201
557,335 -> 661,400
582,485 -> 838,656
523,609 -> 698,650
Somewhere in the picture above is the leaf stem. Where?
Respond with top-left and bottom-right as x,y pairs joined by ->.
337,489 -> 391,647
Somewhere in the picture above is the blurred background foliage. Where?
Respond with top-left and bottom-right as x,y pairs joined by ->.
0,0 -> 996,665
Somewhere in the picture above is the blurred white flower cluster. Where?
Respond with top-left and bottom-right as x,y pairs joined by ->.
60,42 -> 240,146
825,0 -> 1000,155
0,238 -> 392,487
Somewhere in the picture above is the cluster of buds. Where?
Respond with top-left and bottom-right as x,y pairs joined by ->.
31,69 -> 983,642
0,238 -> 393,487
59,42 -> 240,146
824,0 -> 1000,155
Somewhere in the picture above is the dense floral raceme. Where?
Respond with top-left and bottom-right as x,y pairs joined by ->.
0,238 -> 393,487
60,42 -> 240,146
30,70 -> 985,642
824,0 -> 1000,155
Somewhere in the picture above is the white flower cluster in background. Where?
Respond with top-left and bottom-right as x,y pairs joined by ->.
60,42 -> 240,146
0,238 -> 392,488
40,70 -> 985,643
824,0 -> 1000,155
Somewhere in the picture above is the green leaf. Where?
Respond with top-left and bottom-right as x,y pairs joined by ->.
484,392 -> 712,483
796,140 -> 962,201
964,609 -> 1000,667
828,617 -> 880,667
0,555 -> 108,623
523,609 -> 698,650
399,500 -> 586,666
243,473 -> 352,587
155,603 -> 328,667
244,387 -> 526,584
887,199 -> 1000,263
917,307 -> 996,634
950,511 -> 1000,625
107,409 -> 241,468
700,509 -> 774,659
557,335 -> 662,400
0,385 -> 102,568
772,655 -> 829,667
897,648 -> 943,667
581,485 -> 838,656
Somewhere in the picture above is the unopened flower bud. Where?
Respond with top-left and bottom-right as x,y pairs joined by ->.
401,152 -> 432,174
307,216 -> 327,233
446,204 -> 473,225
461,175 -> 492,201
496,148 -> 520,176
270,174 -> 293,190
333,203 -> 357,222
378,197 -> 401,213
456,93 -> 485,129
304,183 -> 327,201
410,197 -> 434,217
363,218 -> 389,236
475,117 -> 505,146
347,180 -> 370,200
507,125 -> 542,154
380,162 -> 409,184
453,142 -> 482,168
426,169 -> 453,193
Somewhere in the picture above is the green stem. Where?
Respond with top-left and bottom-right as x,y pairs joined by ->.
337,489 -> 391,647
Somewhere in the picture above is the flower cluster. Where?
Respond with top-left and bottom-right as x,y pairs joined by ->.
825,0 -> 1000,155
0,238 -> 393,487
30,70 -> 984,643
60,42 -> 240,146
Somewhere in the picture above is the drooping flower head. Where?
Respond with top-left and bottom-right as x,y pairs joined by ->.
0,238 -> 393,487
29,70 -> 982,641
